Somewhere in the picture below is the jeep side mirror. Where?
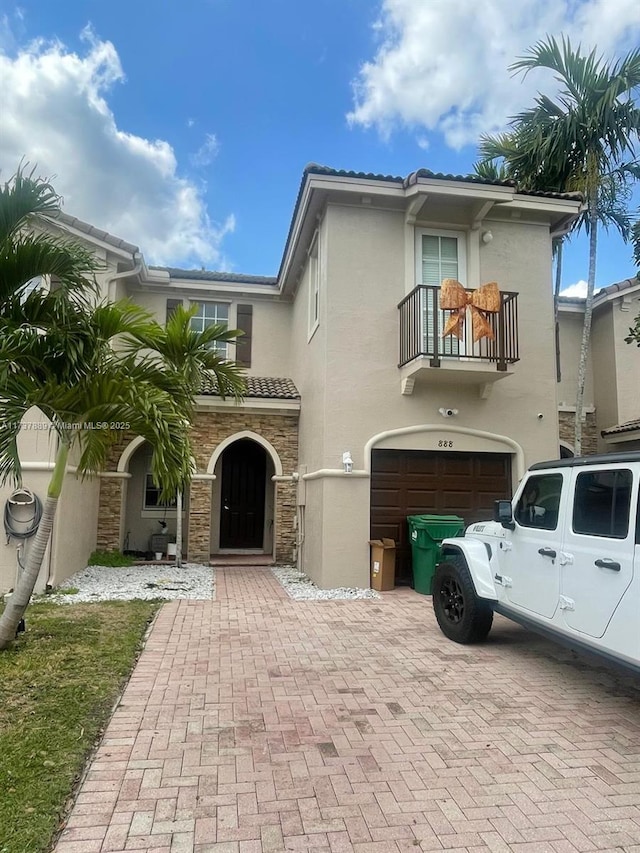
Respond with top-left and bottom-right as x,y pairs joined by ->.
494,499 -> 515,530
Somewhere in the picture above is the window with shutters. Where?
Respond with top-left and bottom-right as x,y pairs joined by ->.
190,301 -> 229,357
416,230 -> 466,357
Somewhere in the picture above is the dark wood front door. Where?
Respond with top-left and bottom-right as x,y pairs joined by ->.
370,450 -> 512,585
220,439 -> 267,549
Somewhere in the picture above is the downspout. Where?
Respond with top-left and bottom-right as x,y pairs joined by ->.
106,252 -> 144,301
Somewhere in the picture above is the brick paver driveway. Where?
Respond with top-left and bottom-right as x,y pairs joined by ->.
55,568 -> 640,853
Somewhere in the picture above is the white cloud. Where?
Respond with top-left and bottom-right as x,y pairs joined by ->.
0,27 -> 233,268
560,280 -> 588,298
348,0 -> 640,150
191,133 -> 220,168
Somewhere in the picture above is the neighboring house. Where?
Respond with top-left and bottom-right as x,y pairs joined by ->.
557,276 -> 640,455
3,163 -> 635,595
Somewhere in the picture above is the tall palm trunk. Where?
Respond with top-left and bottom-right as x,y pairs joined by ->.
175,490 -> 183,568
0,441 -> 69,649
554,239 -> 564,383
574,192 -> 599,455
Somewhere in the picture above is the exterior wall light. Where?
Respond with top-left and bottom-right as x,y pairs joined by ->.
342,451 -> 354,473
482,230 -> 493,244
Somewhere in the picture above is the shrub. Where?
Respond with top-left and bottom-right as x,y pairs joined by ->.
87,550 -> 135,567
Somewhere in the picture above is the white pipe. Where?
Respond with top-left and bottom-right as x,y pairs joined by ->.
302,469 -> 368,480
106,254 -> 143,301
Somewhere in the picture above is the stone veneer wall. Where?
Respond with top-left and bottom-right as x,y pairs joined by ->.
187,411 -> 299,564
558,411 -> 598,455
96,431 -> 137,551
96,414 -> 299,561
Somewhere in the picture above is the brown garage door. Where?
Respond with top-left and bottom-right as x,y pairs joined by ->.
370,450 -> 512,585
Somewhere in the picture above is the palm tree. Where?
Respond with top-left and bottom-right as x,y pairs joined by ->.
476,128 -> 635,386
0,167 -> 246,647
123,305 -> 246,566
505,36 -> 640,454
626,221 -> 640,346
0,299 -> 197,648
475,129 -> 571,382
0,164 -> 99,307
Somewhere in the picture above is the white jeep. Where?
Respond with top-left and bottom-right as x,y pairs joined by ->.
433,451 -> 640,672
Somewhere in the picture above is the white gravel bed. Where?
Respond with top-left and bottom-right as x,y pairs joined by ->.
45,562 -> 215,603
271,565 -> 379,600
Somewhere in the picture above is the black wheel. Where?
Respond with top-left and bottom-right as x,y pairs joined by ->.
432,555 -> 493,644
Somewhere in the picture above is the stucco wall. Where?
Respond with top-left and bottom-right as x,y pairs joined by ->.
131,290 -> 293,377
590,304 -> 618,450
0,409 -> 57,594
50,472 -> 100,587
289,216 -> 328,477
610,293 -> 640,425
557,309 -> 595,409
122,443 -> 190,555
287,204 -> 564,587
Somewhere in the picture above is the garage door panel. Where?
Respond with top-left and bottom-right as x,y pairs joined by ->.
441,492 -> 474,508
476,458 -> 510,476
404,454 -> 438,475
438,458 -> 473,476
406,488 -> 438,503
371,489 -> 402,507
371,449 -> 511,586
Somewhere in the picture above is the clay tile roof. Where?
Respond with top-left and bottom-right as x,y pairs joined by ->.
199,375 -> 300,399
596,276 -> 640,300
601,418 -> 640,437
303,163 -> 583,200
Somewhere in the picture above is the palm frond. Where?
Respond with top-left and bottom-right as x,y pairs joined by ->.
0,163 -> 61,242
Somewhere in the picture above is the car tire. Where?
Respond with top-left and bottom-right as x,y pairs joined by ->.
432,555 -> 493,644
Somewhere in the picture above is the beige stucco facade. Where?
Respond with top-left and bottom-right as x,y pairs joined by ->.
559,277 -> 640,454
5,165 -> 639,596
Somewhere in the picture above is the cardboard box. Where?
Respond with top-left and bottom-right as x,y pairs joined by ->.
368,538 -> 396,591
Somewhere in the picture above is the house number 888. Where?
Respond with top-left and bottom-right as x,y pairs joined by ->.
438,440 -> 454,448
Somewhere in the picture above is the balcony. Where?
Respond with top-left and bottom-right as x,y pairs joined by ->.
398,284 -> 519,396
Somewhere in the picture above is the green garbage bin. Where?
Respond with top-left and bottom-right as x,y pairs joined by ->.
407,514 -> 465,594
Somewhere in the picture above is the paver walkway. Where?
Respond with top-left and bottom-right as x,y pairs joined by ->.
54,568 -> 640,853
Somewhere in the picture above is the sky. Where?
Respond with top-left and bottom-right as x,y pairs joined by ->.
1,0 -> 640,296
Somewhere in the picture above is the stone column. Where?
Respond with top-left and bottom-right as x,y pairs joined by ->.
96,477 -> 125,550
187,480 -> 212,564
275,480 -> 297,563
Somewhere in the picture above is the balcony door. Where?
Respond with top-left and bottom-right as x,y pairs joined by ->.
416,230 -> 466,358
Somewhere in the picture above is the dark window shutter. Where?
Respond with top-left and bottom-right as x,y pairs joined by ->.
166,298 -> 183,324
236,304 -> 253,367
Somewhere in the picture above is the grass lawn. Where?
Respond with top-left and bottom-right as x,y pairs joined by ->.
0,599 -> 161,853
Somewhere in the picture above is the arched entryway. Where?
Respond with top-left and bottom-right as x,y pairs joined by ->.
117,437 -> 190,558
212,437 -> 275,553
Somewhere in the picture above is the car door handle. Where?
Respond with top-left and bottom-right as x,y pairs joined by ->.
595,559 -> 621,572
538,547 -> 557,558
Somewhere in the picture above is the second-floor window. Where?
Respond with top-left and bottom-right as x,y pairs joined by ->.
417,229 -> 466,357
190,301 -> 229,357
308,232 -> 320,338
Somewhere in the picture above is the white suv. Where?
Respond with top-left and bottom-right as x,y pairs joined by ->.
432,452 -> 640,672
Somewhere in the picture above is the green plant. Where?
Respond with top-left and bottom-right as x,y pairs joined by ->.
87,549 -> 135,567
0,599 -> 159,853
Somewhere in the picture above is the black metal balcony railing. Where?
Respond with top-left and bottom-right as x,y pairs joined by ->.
398,285 -> 520,371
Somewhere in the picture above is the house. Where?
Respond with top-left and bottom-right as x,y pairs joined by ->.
2,163 -> 637,595
558,277 -> 640,454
